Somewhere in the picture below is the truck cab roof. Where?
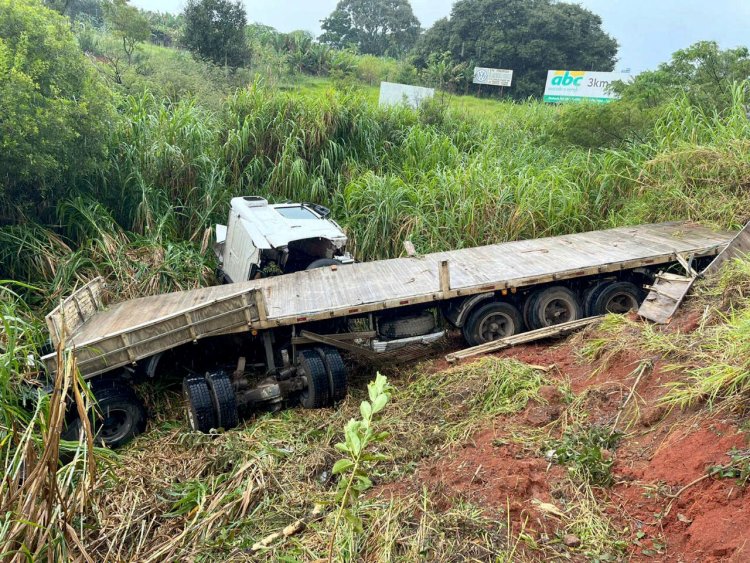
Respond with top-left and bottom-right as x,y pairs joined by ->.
218,196 -> 348,250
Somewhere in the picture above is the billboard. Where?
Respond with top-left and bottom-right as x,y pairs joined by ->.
378,82 -> 434,109
473,67 -> 513,87
543,71 -> 633,103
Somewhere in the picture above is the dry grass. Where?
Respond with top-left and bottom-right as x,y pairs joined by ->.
54,357 -> 548,561
0,350 -> 96,562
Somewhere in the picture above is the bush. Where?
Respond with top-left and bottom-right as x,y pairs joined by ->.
0,0 -> 114,220
551,100 -> 659,149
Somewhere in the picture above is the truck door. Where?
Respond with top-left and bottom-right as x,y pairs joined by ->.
224,217 -> 259,282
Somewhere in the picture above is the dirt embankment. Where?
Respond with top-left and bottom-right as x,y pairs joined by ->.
373,320 -> 750,561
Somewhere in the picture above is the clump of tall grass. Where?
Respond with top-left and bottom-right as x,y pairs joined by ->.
663,258 -> 750,407
0,286 -> 97,561
0,198 -> 213,307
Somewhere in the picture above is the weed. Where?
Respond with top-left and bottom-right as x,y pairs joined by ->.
328,373 -> 392,560
546,426 -> 623,486
708,448 -> 750,486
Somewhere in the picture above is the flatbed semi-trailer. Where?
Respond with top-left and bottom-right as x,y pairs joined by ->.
46,221 -> 734,447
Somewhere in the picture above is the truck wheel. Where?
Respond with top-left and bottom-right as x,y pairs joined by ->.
298,349 -> 331,409
378,311 -> 436,339
586,281 -> 642,316
462,302 -> 522,346
183,377 -> 216,433
315,346 -> 348,402
306,258 -> 342,270
525,286 -> 582,330
205,372 -> 239,430
62,379 -> 147,449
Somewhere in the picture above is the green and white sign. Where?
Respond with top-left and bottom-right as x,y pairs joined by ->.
543,70 -> 632,103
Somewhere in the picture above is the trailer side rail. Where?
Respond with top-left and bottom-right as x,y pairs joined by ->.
42,222 -> 735,377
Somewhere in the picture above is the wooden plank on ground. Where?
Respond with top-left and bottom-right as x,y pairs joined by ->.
637,272 -> 695,324
638,221 -> 750,324
445,316 -> 603,363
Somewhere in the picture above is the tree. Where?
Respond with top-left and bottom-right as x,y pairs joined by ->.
0,0 -> 114,220
614,41 -> 750,112
412,0 -> 618,98
181,0 -> 249,68
44,0 -> 104,24
320,0 -> 421,57
104,0 -> 149,64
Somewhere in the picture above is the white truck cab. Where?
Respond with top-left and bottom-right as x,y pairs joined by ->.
215,196 -> 353,282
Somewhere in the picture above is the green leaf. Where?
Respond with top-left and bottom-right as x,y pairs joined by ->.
356,475 -> 373,490
372,393 -> 388,414
360,400 -> 372,421
368,381 -> 378,402
343,509 -> 364,533
348,429 -> 361,455
332,458 -> 355,475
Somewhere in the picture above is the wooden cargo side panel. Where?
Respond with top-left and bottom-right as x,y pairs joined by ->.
45,278 -> 106,347
71,290 -> 260,378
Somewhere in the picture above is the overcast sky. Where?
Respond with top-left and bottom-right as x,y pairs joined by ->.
131,0 -> 750,73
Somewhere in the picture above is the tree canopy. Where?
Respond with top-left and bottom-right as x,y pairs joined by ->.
320,0 -> 421,57
181,0 -> 249,67
615,41 -> 750,112
412,0 -> 618,98
0,0 -> 114,219
104,0 -> 150,63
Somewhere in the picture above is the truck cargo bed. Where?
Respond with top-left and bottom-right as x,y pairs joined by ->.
45,222 -> 734,377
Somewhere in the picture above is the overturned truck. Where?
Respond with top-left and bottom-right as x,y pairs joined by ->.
44,221 -> 735,447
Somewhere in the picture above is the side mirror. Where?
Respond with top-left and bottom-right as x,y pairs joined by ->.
309,203 -> 331,219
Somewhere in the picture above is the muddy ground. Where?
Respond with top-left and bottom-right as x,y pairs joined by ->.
372,316 -> 750,562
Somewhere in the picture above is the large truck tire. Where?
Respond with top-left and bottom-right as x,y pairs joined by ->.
378,311 -> 436,339
585,281 -> 642,316
62,378 -> 147,449
205,371 -> 239,430
462,301 -> 523,346
306,258 -> 342,270
315,346 -> 348,402
524,286 -> 582,330
298,349 -> 331,409
183,377 -> 216,433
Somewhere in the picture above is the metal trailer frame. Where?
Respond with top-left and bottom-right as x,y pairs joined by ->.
43,221 -> 735,378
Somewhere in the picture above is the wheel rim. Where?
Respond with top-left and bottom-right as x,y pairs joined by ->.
477,312 -> 513,342
99,408 -> 131,442
543,298 -> 574,325
606,292 -> 638,314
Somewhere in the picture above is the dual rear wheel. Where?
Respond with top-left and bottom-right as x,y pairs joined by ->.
182,346 -> 348,433
461,281 -> 642,346
297,346 -> 348,409
183,371 -> 239,433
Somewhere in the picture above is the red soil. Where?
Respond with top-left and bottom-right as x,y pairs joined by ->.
373,320 -> 750,561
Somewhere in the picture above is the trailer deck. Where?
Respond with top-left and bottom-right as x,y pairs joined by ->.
44,222 -> 734,377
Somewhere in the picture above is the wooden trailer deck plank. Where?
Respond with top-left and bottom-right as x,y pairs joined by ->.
65,222 -> 732,354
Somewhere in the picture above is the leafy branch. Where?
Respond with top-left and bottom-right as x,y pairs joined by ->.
327,373 -> 392,562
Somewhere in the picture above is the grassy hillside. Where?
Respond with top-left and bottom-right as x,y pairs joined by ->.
2,12 -> 750,560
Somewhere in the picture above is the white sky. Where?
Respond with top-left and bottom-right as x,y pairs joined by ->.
132,0 -> 750,72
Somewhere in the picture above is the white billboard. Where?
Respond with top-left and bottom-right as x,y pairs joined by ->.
378,82 -> 434,109
473,67 -> 513,87
543,71 -> 633,103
